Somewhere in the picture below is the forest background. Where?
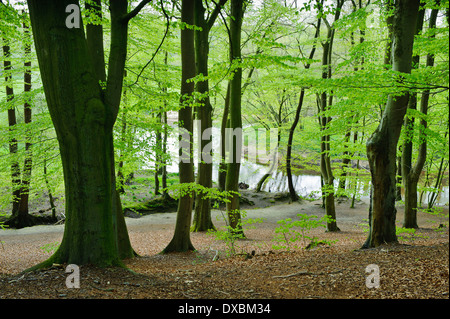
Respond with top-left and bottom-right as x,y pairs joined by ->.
0,0 -> 448,268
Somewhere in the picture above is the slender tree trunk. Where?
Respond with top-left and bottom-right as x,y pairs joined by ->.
396,154 -> 402,200
158,50 -> 171,200
287,15 -> 321,202
316,1 -> 343,232
383,0 -> 404,203
43,158 -> 57,219
338,129 -> 351,195
162,103 -> 169,199
363,0 -> 420,248
192,0 -> 217,232
286,89 -> 305,201
225,0 -> 244,234
2,39 -> 22,219
16,17 -> 34,225
163,0 -> 196,252
117,71 -> 128,194
402,7 -> 437,228
219,81 -> 231,191
155,111 -> 162,195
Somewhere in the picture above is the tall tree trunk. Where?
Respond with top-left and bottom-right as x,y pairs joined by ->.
225,0 -> 244,234
286,89 -> 306,201
117,71 -> 128,194
92,0 -> 135,260
161,97 -> 169,199
218,81 -> 231,191
191,0 -> 226,232
2,39 -> 21,219
16,17 -> 34,226
163,0 -> 196,253
383,0 -> 394,68
154,111 -> 162,195
383,0 -> 403,202
287,14 -> 321,202
316,0 -> 343,232
158,50 -> 170,200
402,7 -> 437,228
363,0 -> 420,248
27,0 -> 139,267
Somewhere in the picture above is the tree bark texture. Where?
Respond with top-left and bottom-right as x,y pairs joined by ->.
27,0 -> 135,266
191,0 -> 226,232
363,0 -> 420,248
225,0 -> 244,234
316,1 -> 343,232
2,39 -> 21,219
401,7 -> 437,228
163,0 -> 196,252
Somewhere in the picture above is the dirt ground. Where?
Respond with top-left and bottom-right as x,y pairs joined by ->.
0,191 -> 448,302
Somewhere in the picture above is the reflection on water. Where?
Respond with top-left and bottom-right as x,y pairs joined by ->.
140,127 -> 449,206
235,161 -> 449,205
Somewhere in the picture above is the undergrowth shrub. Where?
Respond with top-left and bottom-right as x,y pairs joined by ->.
272,213 -> 337,251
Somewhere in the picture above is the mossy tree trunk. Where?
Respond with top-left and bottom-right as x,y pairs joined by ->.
363,0 -> 420,248
26,0 -> 146,267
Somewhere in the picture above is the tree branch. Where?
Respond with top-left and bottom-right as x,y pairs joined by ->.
207,0 -> 228,30
122,0 -> 152,22
127,0 -> 171,87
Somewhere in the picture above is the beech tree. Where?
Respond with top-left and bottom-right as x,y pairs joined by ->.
26,0 -> 151,267
225,0 -> 245,234
163,0 -> 196,253
401,6 -> 439,229
316,0 -> 344,232
363,0 -> 420,248
286,11 -> 321,202
191,0 -> 227,232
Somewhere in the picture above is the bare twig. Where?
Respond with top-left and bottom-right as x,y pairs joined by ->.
273,269 -> 344,278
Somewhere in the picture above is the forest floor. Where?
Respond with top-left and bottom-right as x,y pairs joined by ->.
0,190 -> 448,301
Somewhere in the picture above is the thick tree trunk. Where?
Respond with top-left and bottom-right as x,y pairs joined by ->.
363,0 -> 420,248
163,0 -> 196,253
27,0 -> 135,266
54,130 -> 121,265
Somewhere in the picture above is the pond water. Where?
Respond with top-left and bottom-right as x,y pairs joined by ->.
139,126 -> 449,206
